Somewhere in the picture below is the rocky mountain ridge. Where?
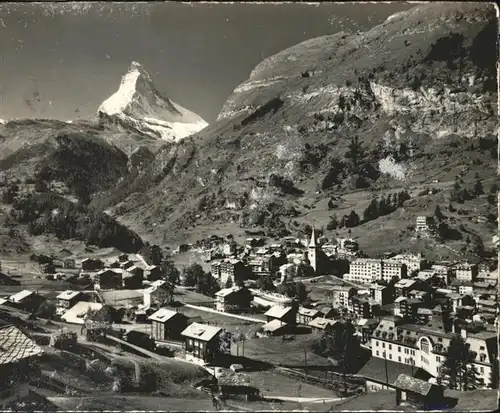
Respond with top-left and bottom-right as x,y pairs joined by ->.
97,61 -> 208,142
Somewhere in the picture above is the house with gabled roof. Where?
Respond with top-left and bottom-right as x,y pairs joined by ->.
143,280 -> 173,308
264,303 -> 298,326
148,308 -> 188,341
394,374 -> 444,409
308,317 -> 339,333
181,322 -> 228,364
0,325 -> 44,408
297,307 -> 321,325
55,290 -> 84,316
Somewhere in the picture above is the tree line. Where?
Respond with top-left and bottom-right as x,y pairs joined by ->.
9,192 -> 143,253
362,191 -> 411,222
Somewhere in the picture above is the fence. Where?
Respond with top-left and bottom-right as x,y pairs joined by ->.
275,366 -> 365,394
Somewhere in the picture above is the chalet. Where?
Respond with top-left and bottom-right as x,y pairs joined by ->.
349,296 -> 380,318
55,290 -> 83,316
331,285 -> 356,308
416,308 -> 433,324
394,279 -> 420,298
8,290 -> 45,313
369,284 -> 393,306
212,259 -> 250,285
145,265 -> 163,281
308,317 -> 339,333
407,290 -> 431,305
148,308 -> 188,341
297,307 -> 320,325
61,302 -> 103,325
260,319 -> 290,336
0,272 -> 20,286
358,353 -> 416,392
318,306 -> 336,319
356,318 -> 379,344
214,287 -> 252,312
450,280 -> 474,295
127,265 -> 145,279
120,260 -> 136,270
0,325 -> 44,408
394,374 -> 444,409
122,271 -> 143,289
430,264 -> 453,285
94,269 -> 122,290
181,322 -> 228,364
264,304 -> 297,326
399,297 -> 423,320
455,262 -> 478,283
143,280 -> 173,308
81,258 -> 104,271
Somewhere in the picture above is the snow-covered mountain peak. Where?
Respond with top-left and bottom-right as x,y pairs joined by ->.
97,61 -> 208,142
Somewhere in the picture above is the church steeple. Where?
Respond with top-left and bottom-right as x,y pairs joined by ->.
309,226 -> 317,248
308,225 -> 318,274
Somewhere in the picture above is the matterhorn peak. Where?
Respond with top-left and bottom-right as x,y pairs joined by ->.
98,61 -> 208,141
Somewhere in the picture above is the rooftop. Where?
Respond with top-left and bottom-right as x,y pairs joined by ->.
298,307 -> 320,317
393,374 -> 434,396
56,290 -> 81,301
308,317 -> 338,329
148,308 -> 179,323
358,356 -> 415,385
61,302 -> 103,325
0,325 -> 43,365
262,319 -> 287,332
395,279 -> 416,288
9,290 -> 35,303
264,305 -> 295,320
215,286 -> 242,297
181,322 -> 222,342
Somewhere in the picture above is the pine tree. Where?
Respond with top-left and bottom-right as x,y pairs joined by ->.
326,215 -> 339,231
338,321 -> 359,396
434,205 -> 444,221
386,193 -> 393,210
378,196 -> 388,215
225,277 -> 233,288
438,334 -> 479,390
345,210 -> 360,228
474,179 -> 484,196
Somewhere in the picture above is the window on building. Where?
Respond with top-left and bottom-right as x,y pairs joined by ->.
398,346 -> 401,352
480,367 -> 484,374
388,344 -> 392,350
376,351 -> 379,357
382,342 -> 385,348
375,341 -> 379,347
436,356 -> 441,362
398,356 -> 401,362
389,354 -> 392,360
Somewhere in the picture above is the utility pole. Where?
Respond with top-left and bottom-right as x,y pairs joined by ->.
384,351 -> 389,386
304,348 -> 308,377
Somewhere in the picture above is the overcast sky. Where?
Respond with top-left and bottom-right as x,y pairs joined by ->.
0,2 -> 414,122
